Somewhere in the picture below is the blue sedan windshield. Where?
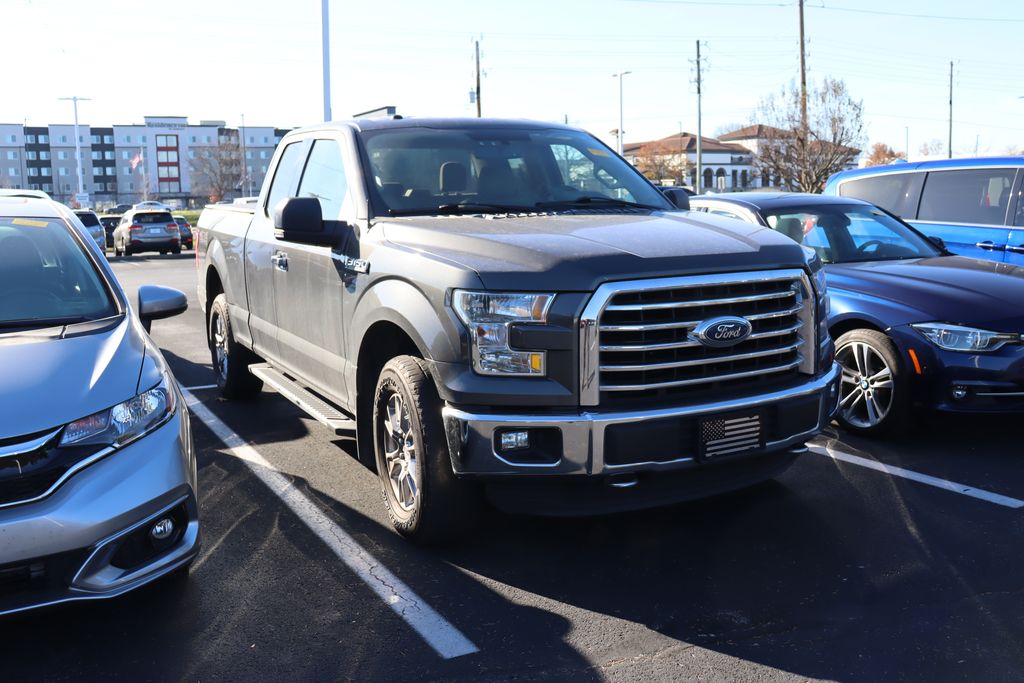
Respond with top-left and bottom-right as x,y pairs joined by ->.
765,205 -> 941,264
0,217 -> 117,327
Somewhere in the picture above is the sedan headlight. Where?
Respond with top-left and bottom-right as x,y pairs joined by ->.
452,291 -> 554,376
912,322 -> 1021,353
60,373 -> 177,447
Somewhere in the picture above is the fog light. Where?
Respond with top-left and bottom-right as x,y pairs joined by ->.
150,518 -> 175,541
952,385 -> 969,400
499,430 -> 530,451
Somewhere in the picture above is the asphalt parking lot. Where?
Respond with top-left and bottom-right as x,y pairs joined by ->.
3,254 -> 1023,682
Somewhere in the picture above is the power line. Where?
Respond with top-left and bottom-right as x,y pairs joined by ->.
809,4 -> 1024,23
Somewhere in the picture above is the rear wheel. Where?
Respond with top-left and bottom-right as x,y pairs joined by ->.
834,329 -> 908,435
208,293 -> 263,399
373,356 -> 479,543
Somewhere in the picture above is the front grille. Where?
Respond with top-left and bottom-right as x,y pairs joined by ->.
0,429 -> 106,507
581,270 -> 815,408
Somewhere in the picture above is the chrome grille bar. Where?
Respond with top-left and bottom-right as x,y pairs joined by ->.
603,289 -> 794,312
598,304 -> 804,332
601,359 -> 803,392
600,339 -> 803,372
600,322 -> 802,352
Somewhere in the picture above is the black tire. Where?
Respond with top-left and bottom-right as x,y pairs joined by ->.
834,329 -> 909,436
171,247 -> 181,255
372,356 -> 479,543
113,241 -> 122,257
208,293 -> 263,399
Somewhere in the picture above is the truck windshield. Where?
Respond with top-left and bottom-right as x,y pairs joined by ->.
765,205 -> 941,264
0,216 -> 118,328
360,127 -> 673,217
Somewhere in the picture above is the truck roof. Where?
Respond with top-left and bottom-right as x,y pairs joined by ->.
293,117 -> 579,135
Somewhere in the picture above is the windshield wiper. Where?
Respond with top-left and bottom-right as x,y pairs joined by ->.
534,196 -> 663,211
388,203 -> 535,217
0,315 -> 93,330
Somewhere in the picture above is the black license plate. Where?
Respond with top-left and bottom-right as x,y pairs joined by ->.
699,412 -> 764,460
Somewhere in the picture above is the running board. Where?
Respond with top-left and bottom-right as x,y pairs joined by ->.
249,363 -> 356,435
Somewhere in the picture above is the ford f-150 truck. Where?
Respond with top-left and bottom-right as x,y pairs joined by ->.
197,117 -> 841,542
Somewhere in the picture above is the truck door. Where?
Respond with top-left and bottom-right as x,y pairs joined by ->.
244,139 -> 309,362
272,137 -> 354,404
912,167 -> 1016,263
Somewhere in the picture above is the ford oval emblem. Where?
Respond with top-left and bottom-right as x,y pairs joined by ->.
691,316 -> 753,348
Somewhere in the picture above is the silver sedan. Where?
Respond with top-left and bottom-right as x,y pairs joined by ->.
0,194 -> 198,616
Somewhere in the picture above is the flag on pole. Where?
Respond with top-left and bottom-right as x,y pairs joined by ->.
129,148 -> 143,170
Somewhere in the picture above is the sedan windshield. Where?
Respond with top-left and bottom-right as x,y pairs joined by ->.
0,216 -> 118,327
765,205 -> 941,264
360,127 -> 672,217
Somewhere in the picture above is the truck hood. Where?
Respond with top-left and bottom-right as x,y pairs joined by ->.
381,211 -> 810,290
826,256 -> 1024,331
0,316 -> 146,440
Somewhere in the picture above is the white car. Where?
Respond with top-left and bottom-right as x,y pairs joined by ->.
133,200 -> 172,211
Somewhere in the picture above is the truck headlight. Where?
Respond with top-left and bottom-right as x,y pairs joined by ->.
911,322 -> 1020,353
59,373 -> 177,447
452,291 -> 554,376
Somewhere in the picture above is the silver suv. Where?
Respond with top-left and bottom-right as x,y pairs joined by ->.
113,209 -> 181,256
0,194 -> 198,615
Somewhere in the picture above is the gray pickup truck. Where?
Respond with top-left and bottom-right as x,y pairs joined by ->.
197,117 -> 841,542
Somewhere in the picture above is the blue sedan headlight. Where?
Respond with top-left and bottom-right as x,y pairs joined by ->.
912,323 -> 1021,353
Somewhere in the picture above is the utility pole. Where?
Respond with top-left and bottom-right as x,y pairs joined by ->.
322,0 -> 332,121
475,40 -> 482,118
239,114 -> 249,197
58,96 -> 90,204
948,60 -> 953,159
613,71 -> 631,155
695,41 -> 703,194
798,0 -> 808,138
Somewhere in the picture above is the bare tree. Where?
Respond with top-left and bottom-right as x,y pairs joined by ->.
753,77 -> 865,192
632,138 -> 689,185
189,142 -> 243,202
918,138 -> 946,157
864,142 -> 905,167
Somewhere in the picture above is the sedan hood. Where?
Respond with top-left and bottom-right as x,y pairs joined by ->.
0,316 -> 145,440
382,211 -> 809,291
827,256 -> 1024,331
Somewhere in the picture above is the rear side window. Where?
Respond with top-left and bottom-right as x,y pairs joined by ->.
918,168 -> 1016,225
266,141 -> 307,216
75,212 -> 100,227
838,172 -> 924,218
297,139 -> 349,221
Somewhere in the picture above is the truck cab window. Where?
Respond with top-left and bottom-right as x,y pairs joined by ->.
297,139 -> 349,221
266,142 -> 307,216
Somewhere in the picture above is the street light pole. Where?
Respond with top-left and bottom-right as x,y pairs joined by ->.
322,0 -> 332,121
613,71 -> 631,155
239,114 -> 250,197
58,96 -> 90,203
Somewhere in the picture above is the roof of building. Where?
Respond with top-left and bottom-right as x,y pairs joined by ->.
623,132 -> 750,155
718,124 -> 787,141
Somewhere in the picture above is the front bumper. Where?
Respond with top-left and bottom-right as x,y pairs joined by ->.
889,326 -> 1024,413
443,363 -> 841,479
0,407 -> 199,616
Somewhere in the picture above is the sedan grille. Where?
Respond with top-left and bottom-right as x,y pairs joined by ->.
0,429 -> 107,508
580,270 -> 815,407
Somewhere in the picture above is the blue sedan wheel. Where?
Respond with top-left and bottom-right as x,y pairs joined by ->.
835,329 -> 907,435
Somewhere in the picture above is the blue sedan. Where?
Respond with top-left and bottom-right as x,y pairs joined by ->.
690,193 -> 1024,435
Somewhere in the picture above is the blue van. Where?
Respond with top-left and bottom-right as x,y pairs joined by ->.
824,157 -> 1024,266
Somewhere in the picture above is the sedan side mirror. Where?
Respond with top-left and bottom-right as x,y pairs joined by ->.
661,188 -> 691,211
927,235 -> 947,250
138,285 -> 188,332
273,196 -> 338,247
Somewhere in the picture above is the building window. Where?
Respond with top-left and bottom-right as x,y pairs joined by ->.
249,136 -> 254,144
41,168 -> 51,177
39,135 -> 49,143
63,183 -> 71,192
205,135 -> 212,143
103,135 -> 113,144
141,135 -> 147,143
91,151 -> 102,160
128,182 -> 134,190
28,168 -> 38,177
26,151 -> 36,160
7,135 -> 15,143
104,151 -> 114,160
26,134 -> 36,144
39,151 -> 50,160
58,167 -> 68,177
245,151 -> 253,159
124,135 -> 132,143
259,150 -> 268,159
190,135 -> 197,143
5,151 -> 17,160
105,167 -> 115,176
57,151 -> 68,160
91,135 -> 100,144
260,165 -> 267,173
122,151 -> 130,160
93,167 -> 103,176
59,135 -> 68,143
263,136 -> 269,143
8,168 -> 19,176
42,183 -> 52,192
124,167 -> 131,176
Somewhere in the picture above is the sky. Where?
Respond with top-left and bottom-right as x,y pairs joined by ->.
3,0 -> 1022,158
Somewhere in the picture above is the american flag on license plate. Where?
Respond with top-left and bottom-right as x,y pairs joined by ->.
701,414 -> 762,458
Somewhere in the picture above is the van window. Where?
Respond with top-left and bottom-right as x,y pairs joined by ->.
838,172 -> 924,218
918,168 -> 1015,225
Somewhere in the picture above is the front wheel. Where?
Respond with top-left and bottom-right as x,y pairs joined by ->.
208,293 -> 263,399
834,329 -> 909,435
373,356 -> 479,543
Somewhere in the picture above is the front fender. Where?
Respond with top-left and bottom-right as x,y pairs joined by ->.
828,286 -> 929,332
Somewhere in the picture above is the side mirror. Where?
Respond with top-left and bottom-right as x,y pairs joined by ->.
927,235 -> 946,250
138,285 -> 188,332
273,197 -> 338,247
661,188 -> 691,210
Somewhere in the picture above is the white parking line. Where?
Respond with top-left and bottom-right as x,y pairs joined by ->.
810,444 -> 1024,509
182,389 -> 479,660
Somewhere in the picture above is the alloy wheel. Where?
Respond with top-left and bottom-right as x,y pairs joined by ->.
836,340 -> 895,428
380,391 -> 419,512
212,312 -> 228,381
